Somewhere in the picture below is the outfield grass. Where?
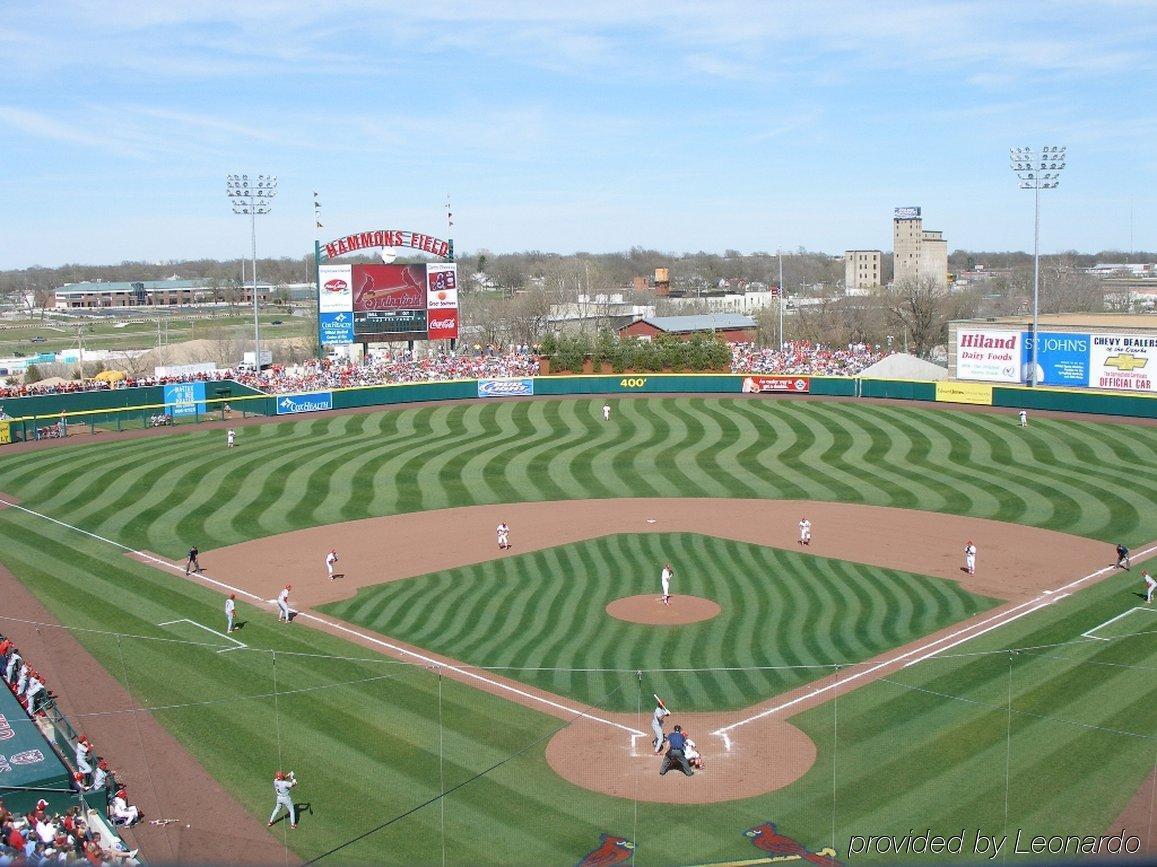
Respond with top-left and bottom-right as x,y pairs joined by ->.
1,399 -> 1155,558
322,533 -> 1000,711
0,397 -> 1153,863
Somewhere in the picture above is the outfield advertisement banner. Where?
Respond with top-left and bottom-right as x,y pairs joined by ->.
318,265 -> 353,314
741,375 -> 811,393
935,381 -> 993,405
478,379 -> 534,398
164,381 -> 206,417
1089,333 -> 1157,392
276,392 -> 335,415
955,330 -> 1021,382
319,311 -> 355,345
427,309 -> 458,341
1022,332 -> 1090,386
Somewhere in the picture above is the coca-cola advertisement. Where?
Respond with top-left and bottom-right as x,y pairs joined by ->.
427,308 -> 459,340
352,265 -> 426,312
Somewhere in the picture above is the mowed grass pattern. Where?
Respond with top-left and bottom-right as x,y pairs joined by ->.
1,398 -> 1155,559
323,533 -> 1000,711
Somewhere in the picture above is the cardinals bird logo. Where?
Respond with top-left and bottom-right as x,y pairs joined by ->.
744,821 -> 842,865
577,833 -> 636,865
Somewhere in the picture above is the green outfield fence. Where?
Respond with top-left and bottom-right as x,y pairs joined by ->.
1,373 -> 1155,443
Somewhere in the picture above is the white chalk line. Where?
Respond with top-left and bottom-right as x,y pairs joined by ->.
712,545 -> 1157,736
0,498 -> 645,738
157,618 -> 247,654
1081,606 -> 1157,641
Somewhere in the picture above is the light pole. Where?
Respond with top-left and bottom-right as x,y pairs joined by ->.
777,249 -> 784,347
1010,146 -> 1065,387
226,174 -> 277,370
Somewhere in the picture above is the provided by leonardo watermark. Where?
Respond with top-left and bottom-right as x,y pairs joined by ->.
847,828 -> 1142,860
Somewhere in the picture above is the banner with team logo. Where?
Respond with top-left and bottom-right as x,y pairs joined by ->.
1089,333 -> 1157,392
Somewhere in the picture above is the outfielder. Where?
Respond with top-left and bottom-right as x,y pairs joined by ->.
227,428 -> 236,448
602,402 -> 611,421
268,770 -> 298,829
660,563 -> 674,605
225,594 -> 236,633
497,522 -> 510,550
798,517 -> 811,546
277,585 -> 292,623
326,549 -> 340,580
1144,570 -> 1156,604
1018,410 -> 1027,428
650,696 -> 670,754
964,541 -> 977,575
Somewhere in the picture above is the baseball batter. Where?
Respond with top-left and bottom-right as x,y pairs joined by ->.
660,563 -> 674,605
277,585 -> 292,623
225,594 -> 236,633
326,549 -> 340,580
964,541 -> 977,575
497,522 -> 510,550
268,771 -> 298,829
650,696 -> 670,754
798,517 -> 812,546
1144,570 -> 1156,604
602,402 -> 611,421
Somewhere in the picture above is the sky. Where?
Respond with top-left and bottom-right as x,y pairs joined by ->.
1,0 -> 1155,269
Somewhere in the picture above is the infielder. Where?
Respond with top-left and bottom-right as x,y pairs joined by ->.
1144,570 -> 1156,604
277,585 -> 292,623
226,428 -> 236,448
268,770 -> 298,829
650,696 -> 671,754
964,541 -> 977,575
660,563 -> 674,605
225,594 -> 236,633
602,402 -> 611,421
798,517 -> 812,546
185,546 -> 201,576
497,522 -> 510,550
326,549 -> 340,580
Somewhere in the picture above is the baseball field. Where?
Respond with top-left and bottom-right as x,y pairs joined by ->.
0,395 -> 1154,864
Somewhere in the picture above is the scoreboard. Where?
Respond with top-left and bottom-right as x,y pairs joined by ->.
318,262 -> 459,345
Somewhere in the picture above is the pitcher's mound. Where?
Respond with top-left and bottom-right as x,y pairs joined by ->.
606,594 -> 721,625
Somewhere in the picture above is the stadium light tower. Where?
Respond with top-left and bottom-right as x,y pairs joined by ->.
1009,146 -> 1065,387
226,174 -> 278,372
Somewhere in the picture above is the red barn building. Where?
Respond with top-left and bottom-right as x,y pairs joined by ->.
618,314 -> 757,344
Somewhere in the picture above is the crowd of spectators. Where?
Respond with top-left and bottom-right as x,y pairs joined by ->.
0,634 -> 142,864
0,341 -> 892,409
730,341 -> 888,376
230,346 -> 540,394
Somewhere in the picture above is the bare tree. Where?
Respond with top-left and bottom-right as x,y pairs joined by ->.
876,275 -> 950,358
1038,259 -> 1104,313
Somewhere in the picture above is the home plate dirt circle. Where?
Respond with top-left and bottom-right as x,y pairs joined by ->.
606,594 -> 721,625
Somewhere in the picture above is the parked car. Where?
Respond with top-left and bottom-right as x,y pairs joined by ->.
30,336 -> 46,343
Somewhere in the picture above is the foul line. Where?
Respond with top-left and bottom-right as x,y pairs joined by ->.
0,498 -> 644,738
713,545 -> 1157,736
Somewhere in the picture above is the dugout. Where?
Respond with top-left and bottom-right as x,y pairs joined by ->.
0,686 -> 76,815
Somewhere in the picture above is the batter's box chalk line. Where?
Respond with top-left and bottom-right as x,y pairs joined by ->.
1081,606 -> 1157,641
158,618 -> 248,654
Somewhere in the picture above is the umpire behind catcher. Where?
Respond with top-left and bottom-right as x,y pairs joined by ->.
659,725 -> 695,777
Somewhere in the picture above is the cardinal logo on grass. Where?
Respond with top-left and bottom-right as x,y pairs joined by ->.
577,833 -> 636,865
744,821 -> 842,865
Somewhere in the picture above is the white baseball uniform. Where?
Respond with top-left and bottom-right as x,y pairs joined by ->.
1018,410 -> 1027,428
497,523 -> 509,549
602,403 -> 611,421
965,544 -> 977,574
269,775 -> 297,826
1144,572 -> 1156,603
660,566 -> 672,601
684,737 -> 702,767
326,551 -> 339,578
799,519 -> 811,545
225,597 -> 236,632
651,704 -> 670,753
227,429 -> 236,447
277,588 -> 291,622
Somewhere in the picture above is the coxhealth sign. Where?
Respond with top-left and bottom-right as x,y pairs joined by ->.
955,330 -> 1021,383
319,311 -> 354,345
1022,331 -> 1090,386
477,379 -> 534,398
164,382 -> 206,417
276,392 -> 334,415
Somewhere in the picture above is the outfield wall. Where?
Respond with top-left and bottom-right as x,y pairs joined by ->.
3,373 -> 1155,442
